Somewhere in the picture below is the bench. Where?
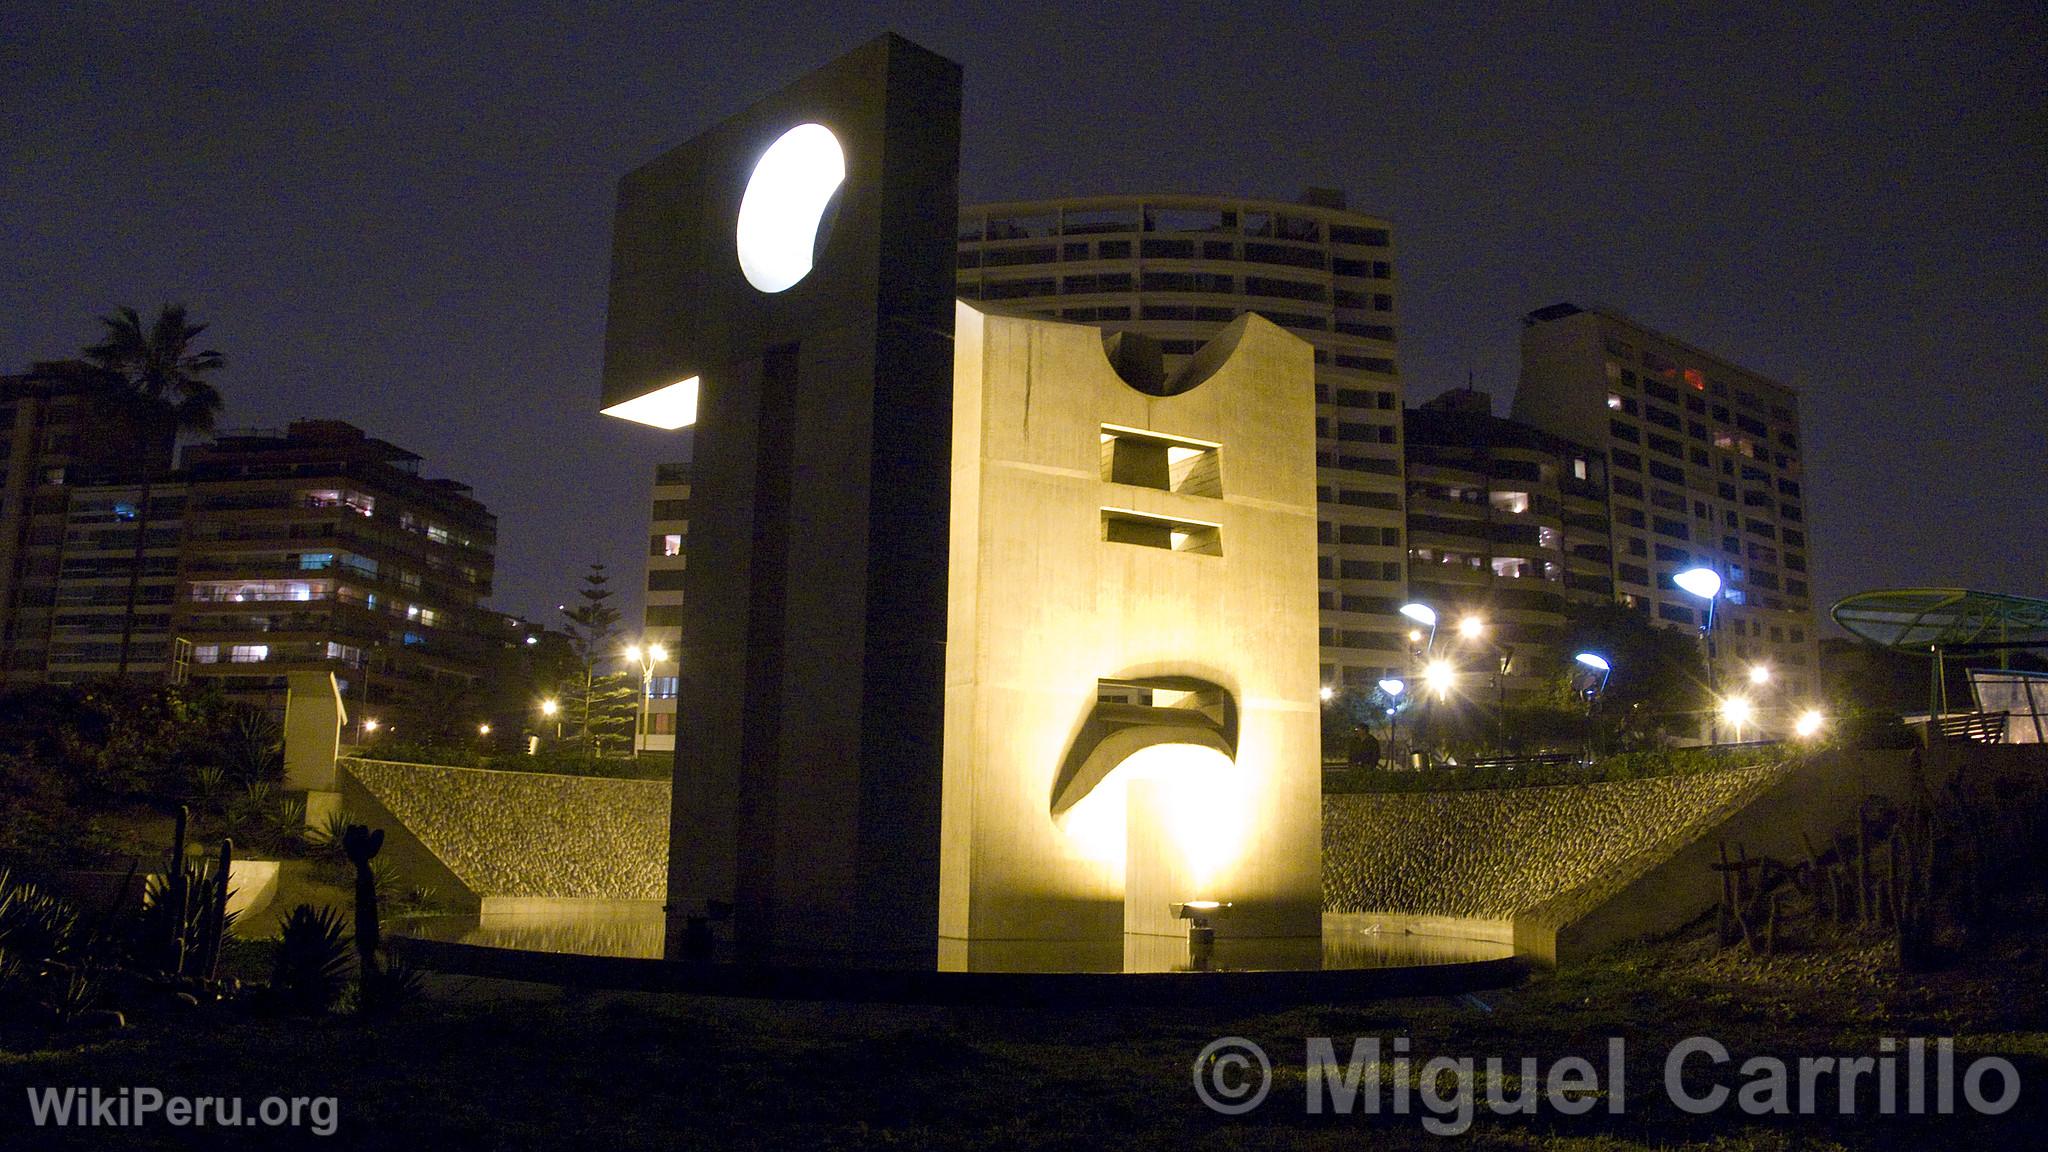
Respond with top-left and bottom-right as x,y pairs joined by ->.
1929,711 -> 2008,744
1464,752 -> 1580,772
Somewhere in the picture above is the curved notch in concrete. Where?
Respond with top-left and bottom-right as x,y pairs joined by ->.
1050,676 -> 1239,815
1097,314 -> 1259,398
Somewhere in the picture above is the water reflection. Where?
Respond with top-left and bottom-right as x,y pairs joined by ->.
396,906 -> 1514,971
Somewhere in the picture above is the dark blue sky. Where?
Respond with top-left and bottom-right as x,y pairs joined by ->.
4,3 -> 2041,631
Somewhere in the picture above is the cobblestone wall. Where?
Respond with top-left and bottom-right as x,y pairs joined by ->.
343,759 -> 669,901
1323,764 -> 1790,919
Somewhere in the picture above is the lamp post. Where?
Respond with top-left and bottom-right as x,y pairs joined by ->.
1673,567 -> 1724,744
624,642 -> 669,756
1399,603 -> 1439,656
1720,694 -> 1754,744
1377,678 -> 1405,769
1457,615 -> 1511,758
539,698 -> 561,740
1574,652 -> 1612,760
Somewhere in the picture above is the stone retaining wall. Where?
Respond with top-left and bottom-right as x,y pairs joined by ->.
341,759 -> 669,905
1323,764 -> 1790,922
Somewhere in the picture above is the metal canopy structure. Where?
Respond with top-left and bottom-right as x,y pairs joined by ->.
1832,588 -> 2048,717
1832,588 -> 2048,652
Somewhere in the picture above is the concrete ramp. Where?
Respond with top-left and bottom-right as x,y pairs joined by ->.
339,759 -> 668,913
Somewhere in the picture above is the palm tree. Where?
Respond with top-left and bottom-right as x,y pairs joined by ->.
79,304 -> 226,433
21,305 -> 226,675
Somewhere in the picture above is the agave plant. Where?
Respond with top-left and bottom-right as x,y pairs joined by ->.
190,764 -> 228,805
270,904 -> 353,1015
307,809 -> 357,857
0,868 -> 82,965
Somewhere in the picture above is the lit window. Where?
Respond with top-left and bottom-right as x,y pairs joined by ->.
1606,393 -> 1624,410
663,534 -> 683,557
228,644 -> 269,664
1683,368 -> 1706,391
193,644 -> 220,664
1572,458 -> 1589,480
300,552 -> 335,570
1491,556 -> 1531,579
113,502 -> 138,521
1488,491 -> 1529,514
427,525 -> 451,545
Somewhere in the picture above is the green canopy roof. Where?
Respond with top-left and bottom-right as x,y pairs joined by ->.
1832,588 -> 2048,653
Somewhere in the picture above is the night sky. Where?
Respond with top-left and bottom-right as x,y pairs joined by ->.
5,3 -> 2041,633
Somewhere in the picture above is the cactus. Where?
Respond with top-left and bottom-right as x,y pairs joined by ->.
193,838 -> 233,984
165,805 -> 191,974
340,824 -> 385,1012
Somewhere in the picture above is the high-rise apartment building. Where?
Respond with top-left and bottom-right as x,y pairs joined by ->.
0,372 -> 179,685
638,460 -> 690,753
1403,388 -> 1614,700
172,420 -> 499,719
1515,303 -> 1819,701
955,191 -> 1409,692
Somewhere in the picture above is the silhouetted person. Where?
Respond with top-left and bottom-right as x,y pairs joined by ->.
1346,723 -> 1381,770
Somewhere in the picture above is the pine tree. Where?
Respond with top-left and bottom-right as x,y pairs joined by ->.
558,563 -> 638,755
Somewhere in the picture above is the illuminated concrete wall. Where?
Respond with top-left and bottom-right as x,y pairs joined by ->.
940,302 -> 1322,967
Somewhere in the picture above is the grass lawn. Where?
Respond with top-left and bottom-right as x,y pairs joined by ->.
2,926 -> 2042,1150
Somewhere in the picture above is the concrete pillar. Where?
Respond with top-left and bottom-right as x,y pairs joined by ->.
283,670 -> 345,827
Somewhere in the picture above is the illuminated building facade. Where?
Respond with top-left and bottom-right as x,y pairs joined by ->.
1402,388 -> 1614,702
638,460 -> 690,753
0,372 -> 178,684
1515,303 -> 1819,700
172,421 -> 499,719
956,193 -> 1408,698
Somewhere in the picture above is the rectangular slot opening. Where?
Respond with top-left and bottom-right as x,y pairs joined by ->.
1101,508 -> 1222,555
1099,425 -> 1221,498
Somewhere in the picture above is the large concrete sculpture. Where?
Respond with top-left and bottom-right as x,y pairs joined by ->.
940,306 -> 1324,971
599,35 -> 961,966
600,35 -> 1320,971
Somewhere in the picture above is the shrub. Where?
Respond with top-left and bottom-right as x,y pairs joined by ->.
270,904 -> 353,1015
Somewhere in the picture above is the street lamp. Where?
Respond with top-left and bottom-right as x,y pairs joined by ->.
1719,695 -> 1754,743
1457,614 -> 1485,641
1423,658 -> 1456,701
1377,678 -> 1406,769
1673,566 -> 1724,743
1748,664 -> 1772,686
1399,603 -> 1439,654
1574,651 -> 1613,696
539,698 -> 561,740
1793,708 -> 1826,740
625,642 -> 670,756
1319,685 -> 1335,702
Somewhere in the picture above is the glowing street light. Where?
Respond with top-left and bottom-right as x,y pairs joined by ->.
1672,567 -> 1723,604
1319,685 -> 1336,702
1749,664 -> 1772,686
1574,651 -> 1613,696
1423,659 -> 1456,701
1399,603 -> 1439,654
1457,614 -> 1486,640
626,642 -> 672,756
1398,603 -> 1437,627
1793,709 -> 1826,740
539,698 -> 561,740
478,723 -> 491,736
1377,678 -> 1406,698
1673,566 -> 1726,742
1719,695 -> 1754,742
362,718 -> 381,734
